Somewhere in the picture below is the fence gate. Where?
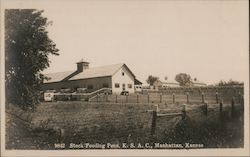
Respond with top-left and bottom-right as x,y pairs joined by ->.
148,104 -> 186,135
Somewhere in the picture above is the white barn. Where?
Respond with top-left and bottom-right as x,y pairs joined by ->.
42,60 -> 139,94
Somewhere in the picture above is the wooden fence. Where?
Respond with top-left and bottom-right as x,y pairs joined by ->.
91,91 -> 244,105
149,95 -> 244,135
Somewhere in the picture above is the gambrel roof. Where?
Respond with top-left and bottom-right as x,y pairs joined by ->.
44,63 -> 136,83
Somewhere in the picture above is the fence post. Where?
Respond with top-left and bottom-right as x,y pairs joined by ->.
59,128 -> 65,143
186,92 -> 189,104
126,95 -> 128,103
160,93 -> 162,103
115,94 -> 118,103
201,92 -> 205,103
173,93 -> 175,104
231,96 -> 235,118
219,99 -> 223,121
215,92 -> 219,104
137,94 -> 139,104
148,94 -> 150,104
182,104 -> 186,120
151,104 -> 158,135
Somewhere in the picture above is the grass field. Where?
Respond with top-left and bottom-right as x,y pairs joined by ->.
6,96 -> 244,149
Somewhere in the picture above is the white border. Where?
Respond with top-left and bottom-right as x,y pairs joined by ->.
1,0 -> 249,156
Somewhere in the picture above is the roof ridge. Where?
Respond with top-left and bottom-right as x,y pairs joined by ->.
110,63 -> 125,76
43,70 -> 75,75
90,63 -> 124,68
43,63 -> 124,75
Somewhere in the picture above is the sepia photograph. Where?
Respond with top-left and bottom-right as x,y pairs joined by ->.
1,0 -> 249,156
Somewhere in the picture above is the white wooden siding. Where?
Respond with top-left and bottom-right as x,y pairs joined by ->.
112,66 -> 135,94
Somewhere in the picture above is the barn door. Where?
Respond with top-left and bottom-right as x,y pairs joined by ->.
122,83 -> 126,91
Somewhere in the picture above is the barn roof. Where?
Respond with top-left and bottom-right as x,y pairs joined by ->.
162,80 -> 179,85
44,63 -> 135,83
69,63 -> 125,81
154,80 -> 179,86
44,70 -> 75,83
135,79 -> 142,85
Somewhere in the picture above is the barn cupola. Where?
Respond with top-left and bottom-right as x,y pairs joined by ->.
76,59 -> 89,72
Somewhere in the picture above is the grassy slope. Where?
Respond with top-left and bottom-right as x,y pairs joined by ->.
32,102 -> 153,144
6,89 -> 244,149
25,101 -> 244,149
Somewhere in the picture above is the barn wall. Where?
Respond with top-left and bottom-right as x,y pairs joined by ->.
112,66 -> 135,94
42,76 -> 112,92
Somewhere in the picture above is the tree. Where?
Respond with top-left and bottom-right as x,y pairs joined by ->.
146,75 -> 159,86
218,80 -> 226,86
217,79 -> 243,86
175,73 -> 192,86
5,9 -> 59,110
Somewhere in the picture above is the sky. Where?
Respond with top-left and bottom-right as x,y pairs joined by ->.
6,0 -> 249,85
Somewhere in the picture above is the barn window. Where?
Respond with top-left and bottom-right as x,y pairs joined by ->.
122,72 -> 125,76
128,84 -> 132,88
103,83 -> 109,88
115,83 -> 120,88
87,84 -> 93,89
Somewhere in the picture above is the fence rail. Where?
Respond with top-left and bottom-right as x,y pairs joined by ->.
149,95 -> 244,136
53,88 -> 111,101
90,92 -> 244,105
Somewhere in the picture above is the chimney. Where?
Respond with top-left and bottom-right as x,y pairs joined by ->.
76,59 -> 89,72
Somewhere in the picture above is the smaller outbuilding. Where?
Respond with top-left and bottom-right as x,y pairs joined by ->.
134,79 -> 143,92
153,79 -> 180,89
190,78 -> 207,87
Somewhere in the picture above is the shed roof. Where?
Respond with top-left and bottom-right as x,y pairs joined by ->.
191,80 -> 207,85
154,80 -> 179,85
135,79 -> 143,85
44,70 -> 74,83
